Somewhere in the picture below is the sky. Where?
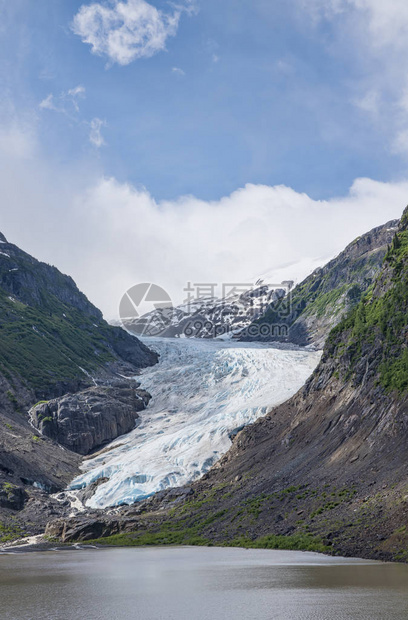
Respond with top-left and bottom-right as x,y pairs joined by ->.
1,0 -> 408,317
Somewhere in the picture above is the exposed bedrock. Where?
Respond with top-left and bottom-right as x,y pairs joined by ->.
31,383 -> 151,456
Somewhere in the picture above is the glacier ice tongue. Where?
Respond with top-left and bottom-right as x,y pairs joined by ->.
70,338 -> 321,508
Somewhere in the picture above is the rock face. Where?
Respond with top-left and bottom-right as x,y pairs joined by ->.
122,284 -> 287,339
31,384 -> 151,455
0,370 -> 82,499
0,484 -> 28,511
241,219 -> 398,347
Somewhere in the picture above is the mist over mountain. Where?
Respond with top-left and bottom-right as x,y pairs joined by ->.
130,219 -> 398,346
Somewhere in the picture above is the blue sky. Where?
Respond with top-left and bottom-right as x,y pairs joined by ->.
1,0 -> 408,316
3,0 -> 406,200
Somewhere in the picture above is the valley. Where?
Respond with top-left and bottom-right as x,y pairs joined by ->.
2,213 -> 408,565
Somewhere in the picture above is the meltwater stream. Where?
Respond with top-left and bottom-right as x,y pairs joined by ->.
71,338 -> 321,508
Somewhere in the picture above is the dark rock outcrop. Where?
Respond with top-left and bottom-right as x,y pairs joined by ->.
0,484 -> 28,511
31,384 -> 151,455
45,515 -> 122,543
122,285 -> 287,339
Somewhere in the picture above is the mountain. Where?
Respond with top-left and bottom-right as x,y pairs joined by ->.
121,284 -> 288,339
0,232 -> 157,532
0,231 -> 157,399
240,220 -> 399,347
157,207 -> 408,561
52,208 -> 408,562
126,219 -> 397,346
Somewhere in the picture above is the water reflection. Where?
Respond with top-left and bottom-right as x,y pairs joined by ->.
0,548 -> 407,620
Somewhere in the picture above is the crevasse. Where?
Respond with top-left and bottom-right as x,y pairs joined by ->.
70,338 -> 321,508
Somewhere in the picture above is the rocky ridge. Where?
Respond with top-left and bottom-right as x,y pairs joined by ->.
241,219 -> 398,347
123,284 -> 288,339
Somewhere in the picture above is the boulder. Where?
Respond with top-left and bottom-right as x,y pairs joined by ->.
0,483 -> 28,511
31,384 -> 151,455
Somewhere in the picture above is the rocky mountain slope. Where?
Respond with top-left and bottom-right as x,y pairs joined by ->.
122,284 -> 288,339
0,232 -> 157,535
241,220 -> 398,347
127,219 -> 396,346
0,231 -> 157,399
49,209 -> 408,562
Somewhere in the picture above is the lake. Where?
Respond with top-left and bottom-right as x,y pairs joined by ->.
1,547 -> 407,619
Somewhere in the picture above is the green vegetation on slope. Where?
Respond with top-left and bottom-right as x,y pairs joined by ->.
0,237 -> 156,398
87,530 -> 328,553
327,218 -> 408,392
0,290 -> 114,395
0,520 -> 23,544
83,483 -> 361,554
245,223 -> 394,345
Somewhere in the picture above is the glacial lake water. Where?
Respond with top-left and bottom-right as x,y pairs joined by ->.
1,547 -> 408,620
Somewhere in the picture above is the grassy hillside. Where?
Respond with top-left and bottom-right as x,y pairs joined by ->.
327,209 -> 408,392
0,232 -> 157,399
0,289 -> 112,395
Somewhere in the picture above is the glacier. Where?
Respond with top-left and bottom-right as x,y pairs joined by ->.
70,338 -> 321,509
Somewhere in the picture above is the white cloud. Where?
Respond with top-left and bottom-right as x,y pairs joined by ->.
68,85 -> 86,98
297,0 -> 408,156
39,94 -> 56,111
39,176 -> 408,318
0,119 -> 405,319
301,0 -> 408,47
350,0 -> 408,48
172,66 -> 185,77
392,129 -> 408,155
67,85 -> 86,111
0,105 -> 406,320
0,124 -> 35,159
72,0 -> 187,66
39,86 -> 104,147
39,85 -> 86,116
89,117 -> 106,147
354,90 -> 380,116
